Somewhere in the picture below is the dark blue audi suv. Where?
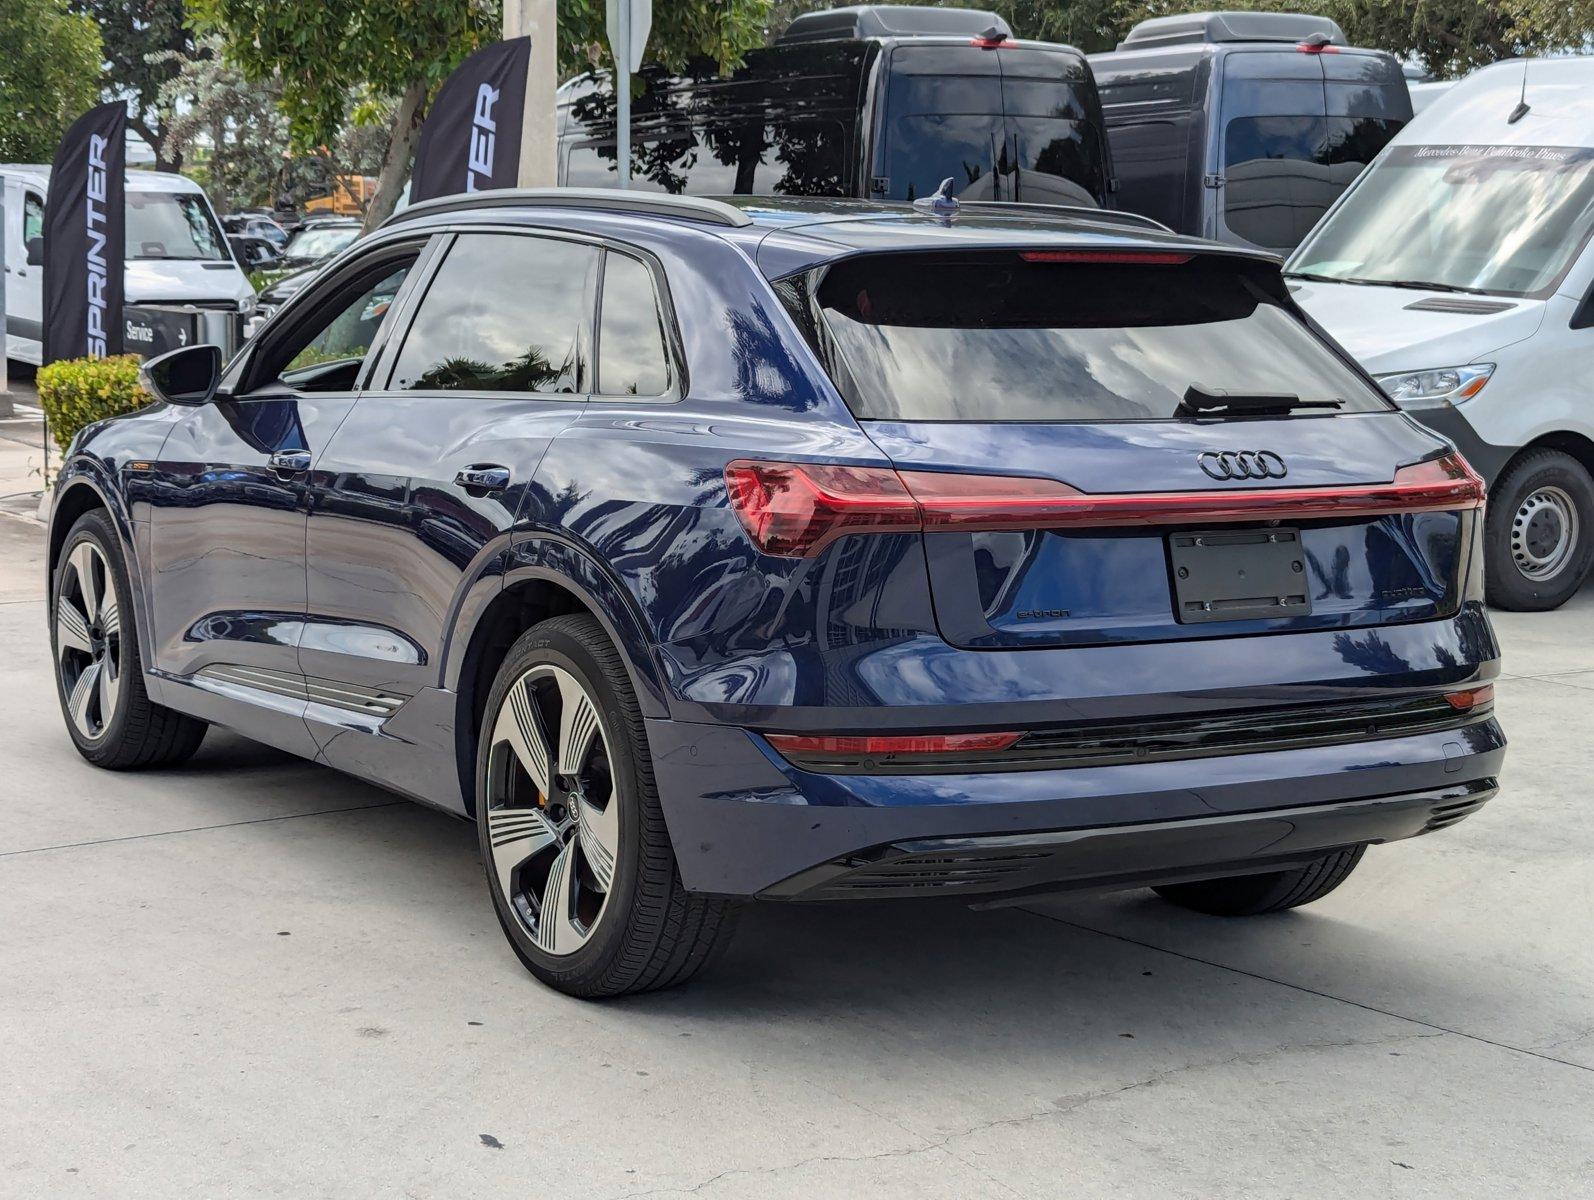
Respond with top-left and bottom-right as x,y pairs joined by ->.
48,189 -> 1504,997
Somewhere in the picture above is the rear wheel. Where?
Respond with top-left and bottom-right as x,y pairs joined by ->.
1151,846 -> 1366,916
476,614 -> 737,997
52,511 -> 207,769
1485,449 -> 1594,611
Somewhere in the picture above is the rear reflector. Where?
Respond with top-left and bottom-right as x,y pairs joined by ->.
1445,684 -> 1494,711
725,453 -> 1484,556
765,731 -> 1023,758
1020,250 -> 1193,265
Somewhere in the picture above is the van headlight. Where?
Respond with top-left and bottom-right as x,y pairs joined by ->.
1375,363 -> 1493,409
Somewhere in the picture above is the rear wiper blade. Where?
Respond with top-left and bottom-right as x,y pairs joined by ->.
1177,385 -> 1343,420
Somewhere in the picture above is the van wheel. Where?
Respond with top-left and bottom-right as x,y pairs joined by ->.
1485,449 -> 1594,611
475,614 -> 739,997
1151,846 -> 1365,916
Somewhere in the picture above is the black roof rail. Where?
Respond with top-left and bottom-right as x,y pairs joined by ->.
955,201 -> 1174,234
382,187 -> 753,230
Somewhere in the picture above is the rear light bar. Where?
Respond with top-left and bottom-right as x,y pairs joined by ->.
1020,250 -> 1193,265
764,731 -> 1022,758
1445,684 -> 1494,711
725,453 -> 1484,557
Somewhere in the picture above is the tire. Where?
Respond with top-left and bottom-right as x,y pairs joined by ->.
1484,448 -> 1594,611
1151,845 -> 1366,917
475,614 -> 738,998
51,510 -> 207,769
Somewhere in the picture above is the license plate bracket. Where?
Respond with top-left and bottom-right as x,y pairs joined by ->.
1169,528 -> 1310,624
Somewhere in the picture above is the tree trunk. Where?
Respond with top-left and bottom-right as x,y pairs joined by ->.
363,81 -> 428,233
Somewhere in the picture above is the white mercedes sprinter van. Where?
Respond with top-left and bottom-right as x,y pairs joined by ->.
2,164 -> 255,366
1287,57 -> 1594,610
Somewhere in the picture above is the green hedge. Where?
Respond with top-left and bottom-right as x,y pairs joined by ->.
36,355 -> 149,453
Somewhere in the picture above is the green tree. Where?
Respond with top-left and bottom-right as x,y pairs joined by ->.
0,0 -> 102,161
1117,0 -> 1594,78
188,0 -> 771,232
69,0 -> 195,169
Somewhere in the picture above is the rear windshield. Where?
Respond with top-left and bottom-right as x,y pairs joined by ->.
812,252 -> 1390,422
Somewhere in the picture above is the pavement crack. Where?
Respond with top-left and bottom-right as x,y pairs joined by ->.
1021,906 -> 1594,1076
606,1032 -> 1444,1200
0,800 -> 404,859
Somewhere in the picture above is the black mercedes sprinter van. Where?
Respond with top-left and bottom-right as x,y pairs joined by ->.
556,4 -> 1115,207
1088,11 -> 1411,253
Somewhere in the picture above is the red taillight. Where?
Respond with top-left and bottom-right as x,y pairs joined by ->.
1020,250 -> 1193,265
1445,684 -> 1494,711
1296,41 -> 1340,53
724,453 -> 1484,556
970,36 -> 1008,48
765,731 -> 1022,758
723,460 -> 918,556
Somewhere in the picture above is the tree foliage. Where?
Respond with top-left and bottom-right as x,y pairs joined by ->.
1117,0 -> 1594,77
188,0 -> 773,228
68,0 -> 194,168
0,0 -> 103,161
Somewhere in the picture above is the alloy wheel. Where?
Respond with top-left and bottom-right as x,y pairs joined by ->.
1511,484 -> 1580,582
485,664 -> 620,956
56,541 -> 122,739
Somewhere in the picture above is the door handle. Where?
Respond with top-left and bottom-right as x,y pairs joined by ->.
269,449 -> 312,475
455,464 -> 511,492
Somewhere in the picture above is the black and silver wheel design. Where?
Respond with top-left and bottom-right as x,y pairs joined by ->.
1485,448 -> 1594,611
51,511 -> 207,768
476,614 -> 738,997
485,663 -> 621,956
55,540 -> 121,739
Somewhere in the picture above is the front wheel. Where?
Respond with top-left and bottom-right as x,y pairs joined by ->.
1484,449 -> 1594,611
52,511 -> 207,769
475,614 -> 737,997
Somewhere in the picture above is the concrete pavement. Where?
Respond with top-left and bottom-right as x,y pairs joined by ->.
0,512 -> 1590,1198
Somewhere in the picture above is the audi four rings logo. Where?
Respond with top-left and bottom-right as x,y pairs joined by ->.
1197,451 -> 1288,481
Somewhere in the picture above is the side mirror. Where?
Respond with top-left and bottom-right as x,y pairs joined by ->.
25,236 -> 43,267
140,344 -> 223,407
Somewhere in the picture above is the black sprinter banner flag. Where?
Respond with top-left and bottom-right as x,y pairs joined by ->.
411,37 -> 531,203
43,101 -> 126,363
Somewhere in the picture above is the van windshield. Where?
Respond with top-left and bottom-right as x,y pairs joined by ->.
814,252 -> 1389,422
1289,144 -> 1594,297
127,191 -> 230,262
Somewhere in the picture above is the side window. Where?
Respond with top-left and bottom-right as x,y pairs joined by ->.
389,234 -> 597,394
282,265 -> 411,381
596,252 -> 672,397
23,192 -> 44,243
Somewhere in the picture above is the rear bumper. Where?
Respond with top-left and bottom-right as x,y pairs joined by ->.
648,716 -> 1506,899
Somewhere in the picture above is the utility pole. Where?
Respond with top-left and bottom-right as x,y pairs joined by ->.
503,0 -> 558,188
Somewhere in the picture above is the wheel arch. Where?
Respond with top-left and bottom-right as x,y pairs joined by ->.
1514,430 -> 1594,483
449,552 -> 669,817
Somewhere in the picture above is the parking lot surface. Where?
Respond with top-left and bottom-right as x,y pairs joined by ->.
1,513 -> 1590,1198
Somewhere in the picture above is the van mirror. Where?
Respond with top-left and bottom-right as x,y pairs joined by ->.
25,236 -> 43,267
139,344 -> 223,407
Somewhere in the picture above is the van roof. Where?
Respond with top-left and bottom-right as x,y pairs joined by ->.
0,164 -> 208,193
1400,57 -> 1594,148
777,5 -> 1009,45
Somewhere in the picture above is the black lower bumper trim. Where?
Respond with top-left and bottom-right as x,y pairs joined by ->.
762,779 -> 1497,901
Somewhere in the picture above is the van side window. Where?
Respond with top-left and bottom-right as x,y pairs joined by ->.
596,252 -> 672,398
23,192 -> 43,243
389,234 -> 597,394
566,120 -> 845,197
